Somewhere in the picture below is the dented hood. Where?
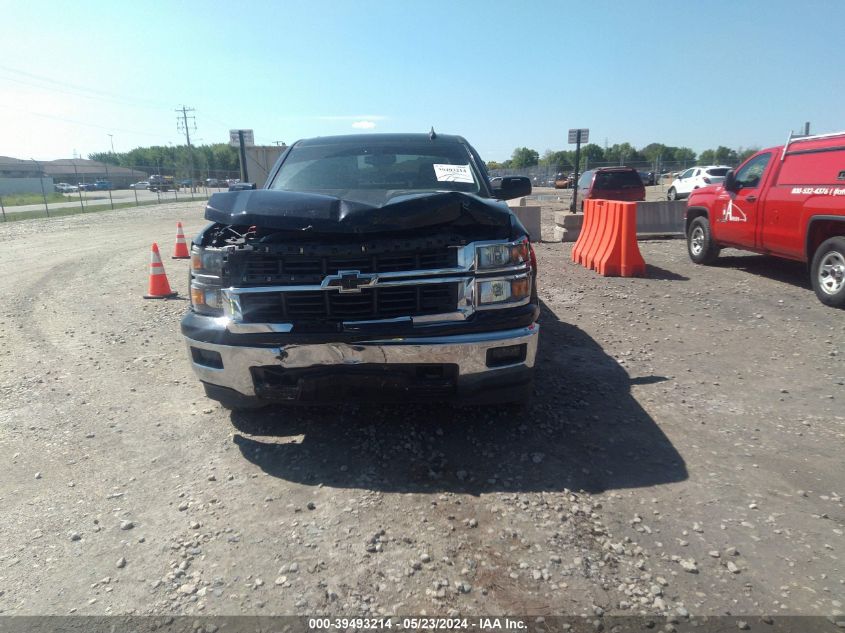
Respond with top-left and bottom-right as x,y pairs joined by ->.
204,189 -> 518,235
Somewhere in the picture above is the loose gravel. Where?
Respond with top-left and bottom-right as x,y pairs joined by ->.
0,200 -> 842,618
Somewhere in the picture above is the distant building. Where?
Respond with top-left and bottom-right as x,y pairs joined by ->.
41,159 -> 147,188
0,156 -> 148,195
0,156 -> 52,196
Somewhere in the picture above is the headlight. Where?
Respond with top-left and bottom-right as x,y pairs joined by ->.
475,238 -> 530,270
191,246 -> 224,277
190,246 -> 224,315
477,275 -> 530,307
190,281 -> 224,316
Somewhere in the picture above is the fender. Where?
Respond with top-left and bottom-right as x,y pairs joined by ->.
685,206 -> 710,236
805,215 -> 845,262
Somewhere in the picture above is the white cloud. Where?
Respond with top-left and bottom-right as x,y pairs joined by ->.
352,120 -> 377,129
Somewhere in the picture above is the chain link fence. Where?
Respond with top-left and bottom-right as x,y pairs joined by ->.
489,158 -> 742,188
0,158 -> 242,221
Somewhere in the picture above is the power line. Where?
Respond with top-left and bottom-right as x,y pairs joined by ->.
0,64 -> 174,111
0,102 -> 169,138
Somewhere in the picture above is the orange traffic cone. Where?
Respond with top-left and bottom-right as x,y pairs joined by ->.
172,222 -> 190,259
144,243 -> 178,299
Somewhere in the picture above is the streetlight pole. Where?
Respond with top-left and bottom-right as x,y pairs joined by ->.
108,134 -> 115,155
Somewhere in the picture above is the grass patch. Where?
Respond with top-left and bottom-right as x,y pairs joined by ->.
0,192 -> 66,205
0,197 -> 208,223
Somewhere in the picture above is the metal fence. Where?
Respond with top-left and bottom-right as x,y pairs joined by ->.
0,158 -> 242,221
489,159 -> 742,187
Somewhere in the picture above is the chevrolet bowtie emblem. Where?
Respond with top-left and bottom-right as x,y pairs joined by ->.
326,270 -> 377,293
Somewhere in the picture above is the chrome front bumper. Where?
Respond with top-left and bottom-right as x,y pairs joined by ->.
185,324 -> 539,397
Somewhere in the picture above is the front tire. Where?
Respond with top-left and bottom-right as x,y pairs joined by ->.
687,216 -> 720,265
811,237 -> 845,308
667,187 -> 678,201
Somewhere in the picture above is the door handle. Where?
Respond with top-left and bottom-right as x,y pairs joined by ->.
745,195 -> 758,202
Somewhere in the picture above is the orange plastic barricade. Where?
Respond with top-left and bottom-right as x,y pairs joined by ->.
594,200 -> 625,275
617,201 -> 646,277
584,200 -> 609,270
570,200 -> 646,277
572,199 -> 600,266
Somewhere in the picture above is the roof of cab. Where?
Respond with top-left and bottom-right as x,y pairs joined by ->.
293,133 -> 468,147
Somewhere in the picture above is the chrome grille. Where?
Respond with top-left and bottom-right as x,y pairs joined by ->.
239,283 -> 459,322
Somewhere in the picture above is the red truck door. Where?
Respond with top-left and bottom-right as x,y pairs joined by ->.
713,152 -> 773,248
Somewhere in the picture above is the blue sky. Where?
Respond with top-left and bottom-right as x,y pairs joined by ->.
1,0 -> 843,161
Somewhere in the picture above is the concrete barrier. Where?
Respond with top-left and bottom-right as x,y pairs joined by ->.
553,200 -> 687,242
635,201 -> 686,237
510,206 -> 541,242
554,212 -> 583,242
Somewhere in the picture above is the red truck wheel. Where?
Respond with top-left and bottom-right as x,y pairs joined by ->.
811,237 -> 845,308
687,217 -> 720,265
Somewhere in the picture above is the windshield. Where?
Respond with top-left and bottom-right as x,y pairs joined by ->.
269,141 -> 482,205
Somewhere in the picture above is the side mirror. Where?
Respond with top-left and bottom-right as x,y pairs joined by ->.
228,182 -> 257,192
491,176 -> 532,200
724,170 -> 738,192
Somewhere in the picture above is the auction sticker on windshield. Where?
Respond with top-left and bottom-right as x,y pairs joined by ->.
433,164 -> 474,183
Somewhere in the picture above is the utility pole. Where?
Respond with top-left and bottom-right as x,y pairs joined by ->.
176,106 -> 197,191
108,134 -> 115,155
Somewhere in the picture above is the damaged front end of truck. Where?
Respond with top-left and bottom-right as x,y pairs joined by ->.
181,136 -> 539,409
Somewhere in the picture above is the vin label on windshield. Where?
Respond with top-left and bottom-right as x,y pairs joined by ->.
433,164 -> 474,183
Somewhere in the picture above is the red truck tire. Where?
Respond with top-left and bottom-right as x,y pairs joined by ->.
687,216 -> 721,265
811,236 -> 845,308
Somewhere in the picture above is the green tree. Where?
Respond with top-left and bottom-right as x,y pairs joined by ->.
737,147 -> 759,163
713,146 -> 738,165
605,142 -> 642,165
641,143 -> 666,164
673,147 -> 696,165
697,149 -> 715,165
579,143 -> 605,169
540,150 -> 573,172
510,147 -> 539,168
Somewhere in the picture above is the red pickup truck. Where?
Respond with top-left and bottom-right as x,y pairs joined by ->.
686,131 -> 845,307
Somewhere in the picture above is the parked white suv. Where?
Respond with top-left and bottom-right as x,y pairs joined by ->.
667,165 -> 730,200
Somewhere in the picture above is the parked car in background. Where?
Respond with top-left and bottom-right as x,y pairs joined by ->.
638,171 -> 655,186
571,167 -> 646,212
554,173 -> 575,189
94,180 -> 112,190
205,178 -> 220,187
668,165 -> 731,200
78,182 -> 97,192
54,182 -> 78,193
130,181 -> 149,190
148,174 -> 178,192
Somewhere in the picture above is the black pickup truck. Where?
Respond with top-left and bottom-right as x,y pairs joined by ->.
181,133 -> 539,409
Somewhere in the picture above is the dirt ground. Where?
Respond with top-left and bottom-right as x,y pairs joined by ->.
0,200 -> 842,621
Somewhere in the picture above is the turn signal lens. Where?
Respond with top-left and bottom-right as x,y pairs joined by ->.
511,277 -> 530,298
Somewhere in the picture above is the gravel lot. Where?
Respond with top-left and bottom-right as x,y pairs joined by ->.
0,200 -> 842,621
